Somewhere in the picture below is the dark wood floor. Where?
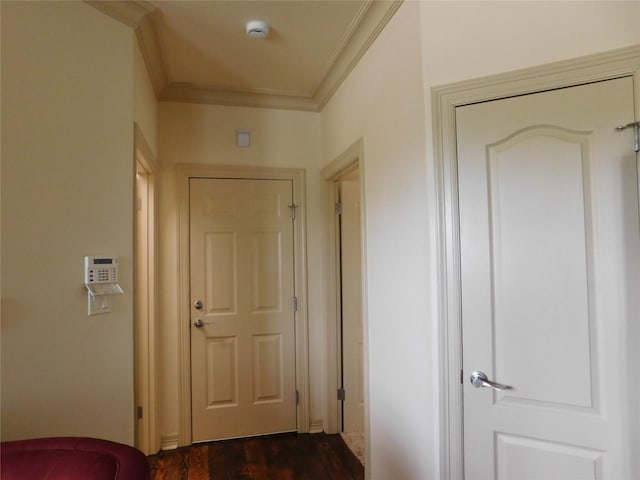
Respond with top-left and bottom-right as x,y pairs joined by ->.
148,432 -> 364,480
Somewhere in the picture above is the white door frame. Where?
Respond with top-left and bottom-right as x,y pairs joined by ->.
175,164 -> 310,446
134,123 -> 159,455
321,139 -> 369,454
432,45 -> 640,479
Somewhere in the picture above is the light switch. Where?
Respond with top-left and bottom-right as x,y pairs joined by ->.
237,129 -> 250,147
88,294 -> 112,315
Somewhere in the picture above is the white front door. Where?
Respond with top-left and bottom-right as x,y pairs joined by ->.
457,77 -> 639,478
189,178 -> 297,442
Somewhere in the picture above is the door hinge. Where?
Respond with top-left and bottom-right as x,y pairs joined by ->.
136,406 -> 143,419
615,121 -> 640,152
289,203 -> 298,220
293,296 -> 298,312
337,388 -> 346,401
296,390 -> 300,405
460,369 -> 464,385
335,202 -> 343,215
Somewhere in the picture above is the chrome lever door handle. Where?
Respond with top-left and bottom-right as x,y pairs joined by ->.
193,319 -> 214,328
470,371 -> 511,391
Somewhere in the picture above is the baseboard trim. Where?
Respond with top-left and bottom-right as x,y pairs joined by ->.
309,419 -> 324,434
160,432 -> 179,451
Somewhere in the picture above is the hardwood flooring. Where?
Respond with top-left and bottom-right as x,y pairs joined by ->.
148,432 -> 364,480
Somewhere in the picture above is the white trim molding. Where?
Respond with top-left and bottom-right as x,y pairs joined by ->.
85,0 -> 154,29
160,432 -> 179,451
320,138 -> 371,474
175,164 -> 310,446
309,419 -> 324,434
432,45 -> 640,480
133,123 -> 159,455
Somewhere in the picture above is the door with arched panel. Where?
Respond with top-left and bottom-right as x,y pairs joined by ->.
457,77 -> 639,479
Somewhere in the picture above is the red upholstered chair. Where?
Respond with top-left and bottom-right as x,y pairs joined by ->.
0,437 -> 150,480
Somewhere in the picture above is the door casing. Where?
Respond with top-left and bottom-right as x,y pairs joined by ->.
134,123 -> 158,455
321,138 -> 369,436
432,45 -> 640,479
176,164 -> 310,446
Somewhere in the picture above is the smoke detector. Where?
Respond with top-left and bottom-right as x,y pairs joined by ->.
246,20 -> 269,39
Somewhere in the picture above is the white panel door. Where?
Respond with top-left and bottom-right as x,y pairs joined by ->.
190,178 -> 297,442
457,77 -> 640,479
340,179 -> 364,433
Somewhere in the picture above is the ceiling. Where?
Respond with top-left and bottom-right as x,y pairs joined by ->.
88,0 -> 402,111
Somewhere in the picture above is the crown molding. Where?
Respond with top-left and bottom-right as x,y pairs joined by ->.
136,10 -> 168,97
88,0 -> 403,112
312,0 -> 403,111
160,83 -> 319,112
85,0 -> 154,29
86,1 -> 168,96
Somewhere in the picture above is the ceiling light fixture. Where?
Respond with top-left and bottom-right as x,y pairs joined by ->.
246,20 -> 269,39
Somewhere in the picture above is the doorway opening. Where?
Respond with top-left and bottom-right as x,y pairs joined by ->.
335,171 -> 363,434
322,138 -> 368,466
134,125 -> 158,454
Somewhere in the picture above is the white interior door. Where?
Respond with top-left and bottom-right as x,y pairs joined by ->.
189,178 -> 297,442
457,77 -> 640,479
340,179 -> 364,433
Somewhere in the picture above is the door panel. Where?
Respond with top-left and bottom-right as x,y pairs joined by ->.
205,337 -> 236,407
190,178 -> 297,442
252,232 -> 282,312
496,434 -> 602,480
253,333 -> 284,403
204,232 -> 235,314
457,77 -> 639,479
488,127 -> 595,410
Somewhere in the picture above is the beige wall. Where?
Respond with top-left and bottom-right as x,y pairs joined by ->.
156,103 -> 324,441
1,1 -> 136,444
321,2 -> 432,477
420,1 -> 640,87
321,1 -> 640,478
